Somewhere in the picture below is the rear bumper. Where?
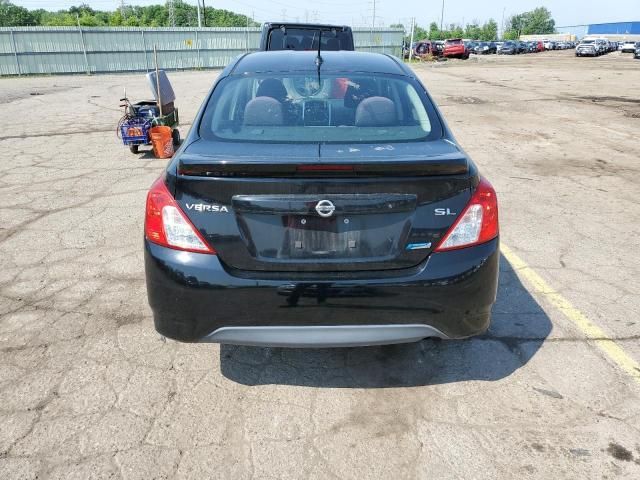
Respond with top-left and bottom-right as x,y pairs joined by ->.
144,238 -> 499,346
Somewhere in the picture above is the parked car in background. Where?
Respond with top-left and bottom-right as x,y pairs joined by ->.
433,41 -> 445,57
466,41 -> 478,53
498,41 -> 517,55
576,39 -> 598,57
414,40 -> 435,58
494,41 -> 504,51
144,50 -> 500,347
595,39 -> 608,55
543,40 -> 555,50
635,43 -> 640,59
474,41 -> 497,54
443,38 -> 470,59
516,41 -> 527,54
621,40 -> 637,53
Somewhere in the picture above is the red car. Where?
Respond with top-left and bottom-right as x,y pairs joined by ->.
443,38 -> 469,59
536,41 -> 544,52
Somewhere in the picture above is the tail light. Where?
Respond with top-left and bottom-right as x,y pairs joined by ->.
145,176 -> 215,254
435,177 -> 498,252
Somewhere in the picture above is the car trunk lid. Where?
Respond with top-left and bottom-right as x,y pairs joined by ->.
173,140 -> 472,273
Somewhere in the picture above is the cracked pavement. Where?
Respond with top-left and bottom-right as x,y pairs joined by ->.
1,51 -> 640,479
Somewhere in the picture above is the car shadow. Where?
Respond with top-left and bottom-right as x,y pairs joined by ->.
219,255 -> 552,387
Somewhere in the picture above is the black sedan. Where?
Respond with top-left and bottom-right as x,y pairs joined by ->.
144,51 -> 500,347
474,42 -> 497,54
499,41 -> 518,54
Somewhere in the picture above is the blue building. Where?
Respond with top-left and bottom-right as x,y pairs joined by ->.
556,22 -> 640,40
587,21 -> 640,36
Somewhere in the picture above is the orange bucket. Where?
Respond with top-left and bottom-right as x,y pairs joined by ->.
149,126 -> 174,159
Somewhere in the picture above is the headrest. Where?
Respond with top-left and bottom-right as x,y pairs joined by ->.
244,97 -> 283,126
257,78 -> 288,103
355,96 -> 397,127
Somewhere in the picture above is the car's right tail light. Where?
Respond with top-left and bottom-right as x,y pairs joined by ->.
145,175 -> 215,254
435,177 -> 499,252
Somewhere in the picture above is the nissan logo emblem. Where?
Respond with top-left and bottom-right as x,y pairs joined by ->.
315,200 -> 336,218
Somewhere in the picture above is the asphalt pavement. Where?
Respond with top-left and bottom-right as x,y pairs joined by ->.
1,50 -> 639,479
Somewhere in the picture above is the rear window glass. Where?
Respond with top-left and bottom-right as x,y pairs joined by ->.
199,73 -> 442,144
446,39 -> 462,45
267,28 -> 352,51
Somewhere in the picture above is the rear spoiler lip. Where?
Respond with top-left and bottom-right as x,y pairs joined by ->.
177,155 -> 469,177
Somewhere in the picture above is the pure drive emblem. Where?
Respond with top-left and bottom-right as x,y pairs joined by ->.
315,200 -> 336,218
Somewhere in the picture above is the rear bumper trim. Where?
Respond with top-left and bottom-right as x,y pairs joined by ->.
201,324 -> 448,348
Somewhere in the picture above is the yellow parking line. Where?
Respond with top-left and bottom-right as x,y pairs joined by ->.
501,243 -> 640,383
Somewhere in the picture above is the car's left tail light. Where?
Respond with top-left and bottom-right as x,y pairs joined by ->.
435,177 -> 499,252
145,176 -> 215,254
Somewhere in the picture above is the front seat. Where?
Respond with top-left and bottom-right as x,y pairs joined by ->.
244,97 -> 283,126
354,96 -> 397,127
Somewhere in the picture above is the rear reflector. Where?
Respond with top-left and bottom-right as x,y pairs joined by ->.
434,177 -> 498,251
145,176 -> 215,254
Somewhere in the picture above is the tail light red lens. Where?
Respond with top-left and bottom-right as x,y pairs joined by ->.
435,177 -> 499,252
145,176 -> 215,254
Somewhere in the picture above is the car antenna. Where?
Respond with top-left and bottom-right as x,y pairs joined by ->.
315,29 -> 323,84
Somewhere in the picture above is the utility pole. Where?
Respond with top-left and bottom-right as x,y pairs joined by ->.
167,0 -> 175,27
501,7 -> 506,39
202,0 -> 207,27
408,16 -> 415,61
440,0 -> 445,31
370,0 -> 376,51
120,0 -> 126,19
196,0 -> 202,28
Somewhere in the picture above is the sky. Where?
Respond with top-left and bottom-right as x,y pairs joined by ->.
12,0 -> 640,31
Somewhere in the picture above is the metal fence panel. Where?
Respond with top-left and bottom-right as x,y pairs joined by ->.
0,26 -> 403,76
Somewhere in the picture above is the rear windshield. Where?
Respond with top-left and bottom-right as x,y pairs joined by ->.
267,28 -> 352,51
199,73 -> 442,144
446,39 -> 462,45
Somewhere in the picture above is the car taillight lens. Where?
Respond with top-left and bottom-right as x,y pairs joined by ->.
145,176 -> 215,254
435,177 -> 498,252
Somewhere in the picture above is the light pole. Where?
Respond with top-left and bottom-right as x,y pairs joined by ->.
440,0 -> 445,31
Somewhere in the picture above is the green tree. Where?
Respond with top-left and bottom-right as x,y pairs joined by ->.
480,19 -> 498,40
0,0 -> 37,26
523,7 -> 555,34
464,23 -> 482,40
0,1 -> 259,28
389,23 -> 405,35
427,22 -> 439,39
506,7 -> 555,38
